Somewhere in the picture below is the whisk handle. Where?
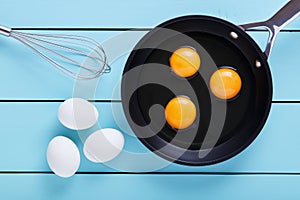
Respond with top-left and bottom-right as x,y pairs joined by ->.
0,25 -> 11,36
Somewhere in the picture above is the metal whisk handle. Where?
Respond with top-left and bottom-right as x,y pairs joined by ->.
0,25 -> 11,36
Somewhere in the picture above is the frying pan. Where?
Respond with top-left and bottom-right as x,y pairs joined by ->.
121,0 -> 300,166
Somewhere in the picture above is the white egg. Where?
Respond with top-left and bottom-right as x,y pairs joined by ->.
83,128 -> 125,163
58,98 -> 98,130
47,136 -> 80,178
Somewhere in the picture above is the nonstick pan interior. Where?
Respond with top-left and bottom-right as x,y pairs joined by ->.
122,16 -> 272,166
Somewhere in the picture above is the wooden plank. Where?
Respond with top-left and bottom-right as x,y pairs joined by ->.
0,31 -> 299,100
0,102 -> 299,172
0,174 -> 298,200
1,0 -> 299,29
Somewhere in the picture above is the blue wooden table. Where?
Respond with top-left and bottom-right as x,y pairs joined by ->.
1,0 -> 300,199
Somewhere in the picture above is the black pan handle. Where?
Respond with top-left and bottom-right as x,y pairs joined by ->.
240,0 -> 300,59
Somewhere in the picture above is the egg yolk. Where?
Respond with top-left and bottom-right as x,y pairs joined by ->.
169,47 -> 201,77
165,96 -> 196,129
210,68 -> 242,100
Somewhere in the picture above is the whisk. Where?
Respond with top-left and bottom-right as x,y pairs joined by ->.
0,25 -> 110,80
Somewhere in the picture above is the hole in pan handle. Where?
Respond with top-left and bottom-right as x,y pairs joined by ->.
240,0 -> 300,60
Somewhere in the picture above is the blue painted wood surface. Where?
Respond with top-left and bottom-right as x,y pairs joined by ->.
0,0 -> 299,29
0,0 -> 299,199
0,174 -> 299,200
0,31 -> 299,100
0,102 -> 299,173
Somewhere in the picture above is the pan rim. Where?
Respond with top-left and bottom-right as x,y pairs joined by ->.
121,15 -> 273,166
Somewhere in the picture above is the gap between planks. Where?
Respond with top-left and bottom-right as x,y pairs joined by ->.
1,171 -> 300,175
11,28 -> 300,32
0,100 -> 297,103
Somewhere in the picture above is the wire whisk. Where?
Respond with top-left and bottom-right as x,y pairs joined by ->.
0,25 -> 110,80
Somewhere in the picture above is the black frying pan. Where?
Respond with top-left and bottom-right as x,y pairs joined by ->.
121,0 -> 300,166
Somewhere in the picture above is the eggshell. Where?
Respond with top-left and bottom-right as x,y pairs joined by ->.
47,136 -> 80,178
83,128 -> 124,163
58,98 -> 98,130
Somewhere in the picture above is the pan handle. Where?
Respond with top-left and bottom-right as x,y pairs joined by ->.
240,0 -> 300,59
